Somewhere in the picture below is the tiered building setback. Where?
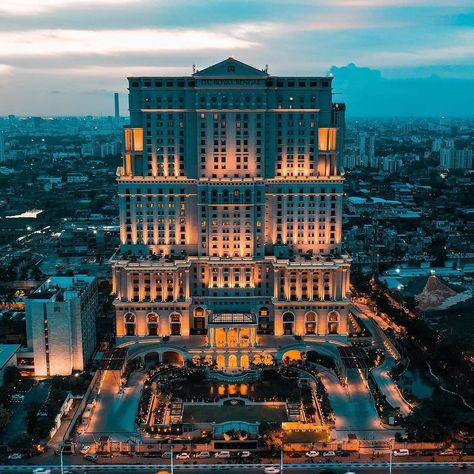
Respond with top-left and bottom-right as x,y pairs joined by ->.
113,58 -> 351,366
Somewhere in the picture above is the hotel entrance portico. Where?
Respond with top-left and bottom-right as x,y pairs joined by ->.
207,313 -> 258,369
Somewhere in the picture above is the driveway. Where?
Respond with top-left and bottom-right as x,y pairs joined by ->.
82,370 -> 146,441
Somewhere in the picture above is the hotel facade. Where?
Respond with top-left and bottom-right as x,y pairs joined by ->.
112,58 -> 351,368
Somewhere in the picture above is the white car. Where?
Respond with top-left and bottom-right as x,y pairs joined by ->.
215,450 -> 231,458
263,467 -> 280,474
7,453 -> 22,460
33,470 -> 51,474
194,451 -> 211,458
176,452 -> 190,460
79,445 -> 91,454
393,449 -> 410,457
305,450 -> 320,458
323,450 -> 336,457
240,450 -> 252,458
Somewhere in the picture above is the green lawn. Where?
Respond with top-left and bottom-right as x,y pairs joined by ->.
182,404 -> 287,423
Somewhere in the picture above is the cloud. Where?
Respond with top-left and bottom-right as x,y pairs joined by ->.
330,63 -> 474,117
0,64 -> 13,75
0,0 -> 140,15
0,28 -> 258,57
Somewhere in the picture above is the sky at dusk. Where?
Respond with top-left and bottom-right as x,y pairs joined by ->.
0,0 -> 473,117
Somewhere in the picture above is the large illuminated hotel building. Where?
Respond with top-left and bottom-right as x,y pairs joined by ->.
112,58 -> 351,367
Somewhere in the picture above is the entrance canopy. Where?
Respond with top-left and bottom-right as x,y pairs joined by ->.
208,313 -> 257,325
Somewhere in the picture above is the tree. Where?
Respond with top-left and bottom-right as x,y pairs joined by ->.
0,405 -> 10,431
3,365 -> 21,387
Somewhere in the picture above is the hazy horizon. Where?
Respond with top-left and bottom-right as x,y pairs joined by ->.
0,0 -> 473,117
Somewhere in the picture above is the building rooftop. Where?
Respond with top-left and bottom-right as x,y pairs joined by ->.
0,344 -> 21,370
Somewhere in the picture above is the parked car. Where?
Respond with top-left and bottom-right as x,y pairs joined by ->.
33,470 -> 51,474
263,467 -> 280,474
11,394 -> 24,402
194,451 -> 211,458
439,449 -> 455,456
336,450 -> 351,457
176,452 -> 190,460
215,450 -> 231,458
305,450 -> 320,458
240,451 -> 252,458
323,450 -> 336,457
84,454 -> 98,463
393,449 -> 410,457
7,453 -> 22,460
161,452 -> 172,459
79,445 -> 91,454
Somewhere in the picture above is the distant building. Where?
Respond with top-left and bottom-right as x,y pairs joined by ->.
67,173 -> 89,183
0,131 -> 5,162
440,147 -> 473,170
25,275 -> 98,376
114,92 -> 120,123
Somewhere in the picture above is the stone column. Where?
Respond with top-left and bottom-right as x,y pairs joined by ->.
150,272 -> 156,302
161,274 -> 167,302
173,272 -> 178,302
225,328 -> 229,347
285,270 -> 290,301
273,268 -> 279,299
185,269 -> 190,299
127,272 -> 133,301
308,272 -> 314,300
319,272 -> 324,301
297,272 -> 302,301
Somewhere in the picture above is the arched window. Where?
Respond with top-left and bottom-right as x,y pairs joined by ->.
170,312 -> 181,336
194,307 -> 205,330
328,311 -> 340,335
124,313 -> 136,336
282,312 -> 294,335
258,307 -> 270,334
147,312 -> 159,336
305,311 -> 317,335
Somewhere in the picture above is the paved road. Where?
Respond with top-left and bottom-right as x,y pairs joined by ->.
353,304 -> 412,417
316,364 -> 388,440
82,370 -> 146,441
0,463 -> 472,473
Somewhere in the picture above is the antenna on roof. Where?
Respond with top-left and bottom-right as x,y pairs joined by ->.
265,64 -> 268,73
192,64 -> 196,74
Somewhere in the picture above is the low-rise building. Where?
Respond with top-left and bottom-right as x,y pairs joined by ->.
25,275 -> 98,376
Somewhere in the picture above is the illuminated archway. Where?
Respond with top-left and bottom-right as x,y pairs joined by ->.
281,349 -> 302,363
228,354 -> 238,368
124,313 -> 136,336
147,312 -> 159,336
162,351 -> 184,366
305,311 -> 317,335
240,354 -> 249,369
282,312 -> 295,335
217,354 -> 226,369
193,307 -> 206,330
169,312 -> 181,336
328,311 -> 340,334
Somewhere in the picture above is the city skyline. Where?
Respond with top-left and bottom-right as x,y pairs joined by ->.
0,0 -> 473,116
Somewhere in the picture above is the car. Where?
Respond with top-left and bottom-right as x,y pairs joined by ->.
161,452 -> 172,459
176,452 -> 190,460
240,451 -> 252,458
84,454 -> 98,463
439,449 -> 455,456
11,394 -> 24,402
393,449 -> 410,457
215,450 -> 231,458
79,445 -> 91,454
305,450 -> 320,458
194,451 -> 211,458
7,453 -> 22,460
263,467 -> 280,474
323,450 -> 336,457
33,470 -> 51,474
336,450 -> 351,457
